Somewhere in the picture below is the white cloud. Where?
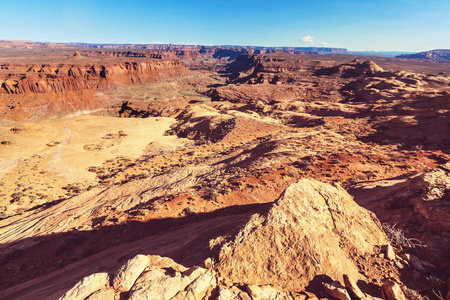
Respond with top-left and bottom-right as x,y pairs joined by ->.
301,35 -> 314,43
321,42 -> 328,46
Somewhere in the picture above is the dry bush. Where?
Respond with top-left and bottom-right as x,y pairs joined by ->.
401,286 -> 429,300
426,276 -> 447,300
382,223 -> 423,250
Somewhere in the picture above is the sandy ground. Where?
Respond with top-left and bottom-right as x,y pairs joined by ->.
0,115 -> 183,217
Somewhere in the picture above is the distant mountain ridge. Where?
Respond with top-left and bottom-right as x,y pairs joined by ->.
349,51 -> 415,57
0,40 -> 348,55
397,49 -> 450,61
65,43 -> 349,55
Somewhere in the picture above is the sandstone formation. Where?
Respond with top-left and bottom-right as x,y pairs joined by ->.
0,61 -> 186,95
113,254 -> 150,292
0,60 -> 188,120
351,163 -> 450,270
315,59 -> 385,77
216,179 -> 387,291
56,179 -> 398,300
1,46 -> 449,300
166,104 -> 236,144
59,272 -> 110,300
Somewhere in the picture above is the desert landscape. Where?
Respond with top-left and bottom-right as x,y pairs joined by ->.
0,38 -> 449,300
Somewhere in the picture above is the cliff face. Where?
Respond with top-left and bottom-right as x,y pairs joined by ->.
0,60 -> 188,120
397,49 -> 450,61
0,60 -> 187,94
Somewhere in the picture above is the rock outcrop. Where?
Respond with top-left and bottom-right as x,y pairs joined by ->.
165,104 -> 236,144
0,60 -> 188,120
56,179 -> 395,299
58,255 -> 215,300
351,162 -> 450,269
113,254 -> 150,292
59,272 -> 110,300
0,60 -> 187,94
216,178 -> 387,291
315,60 -> 384,77
382,163 -> 450,265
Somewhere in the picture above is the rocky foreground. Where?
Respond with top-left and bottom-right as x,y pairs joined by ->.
0,49 -> 449,299
40,178 -> 435,300
56,178 -> 448,300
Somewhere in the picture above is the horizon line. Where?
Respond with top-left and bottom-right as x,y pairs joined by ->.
1,39 -> 442,53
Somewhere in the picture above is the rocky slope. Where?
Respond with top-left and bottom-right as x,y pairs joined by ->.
56,252 -> 411,300
5,179 -> 400,299
350,163 -> 450,271
50,178 -> 440,300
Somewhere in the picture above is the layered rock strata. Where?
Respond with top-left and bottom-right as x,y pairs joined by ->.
0,60 -> 188,120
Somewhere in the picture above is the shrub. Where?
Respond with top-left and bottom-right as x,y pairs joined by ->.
401,286 -> 429,300
382,223 -> 423,250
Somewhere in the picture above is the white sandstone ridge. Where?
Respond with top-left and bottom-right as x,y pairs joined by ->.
59,179 -> 400,300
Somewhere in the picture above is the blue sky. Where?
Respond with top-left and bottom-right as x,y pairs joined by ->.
0,0 -> 449,52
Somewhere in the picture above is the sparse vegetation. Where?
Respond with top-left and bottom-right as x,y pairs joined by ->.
426,275 -> 447,300
382,223 -> 423,250
401,286 -> 429,300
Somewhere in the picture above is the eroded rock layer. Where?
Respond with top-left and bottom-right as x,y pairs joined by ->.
0,61 -> 186,95
0,60 -> 188,120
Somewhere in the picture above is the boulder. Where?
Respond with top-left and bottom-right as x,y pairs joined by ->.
217,179 -> 387,291
322,281 -> 351,300
148,255 -> 189,272
58,272 -> 110,300
85,288 -> 115,300
246,284 -> 292,300
386,244 -> 396,261
113,254 -> 150,292
381,280 -> 407,300
343,274 -> 365,299
216,288 -> 238,300
183,271 -> 216,300
128,268 -> 191,300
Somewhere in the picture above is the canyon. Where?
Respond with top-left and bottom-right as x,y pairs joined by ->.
0,43 -> 449,300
